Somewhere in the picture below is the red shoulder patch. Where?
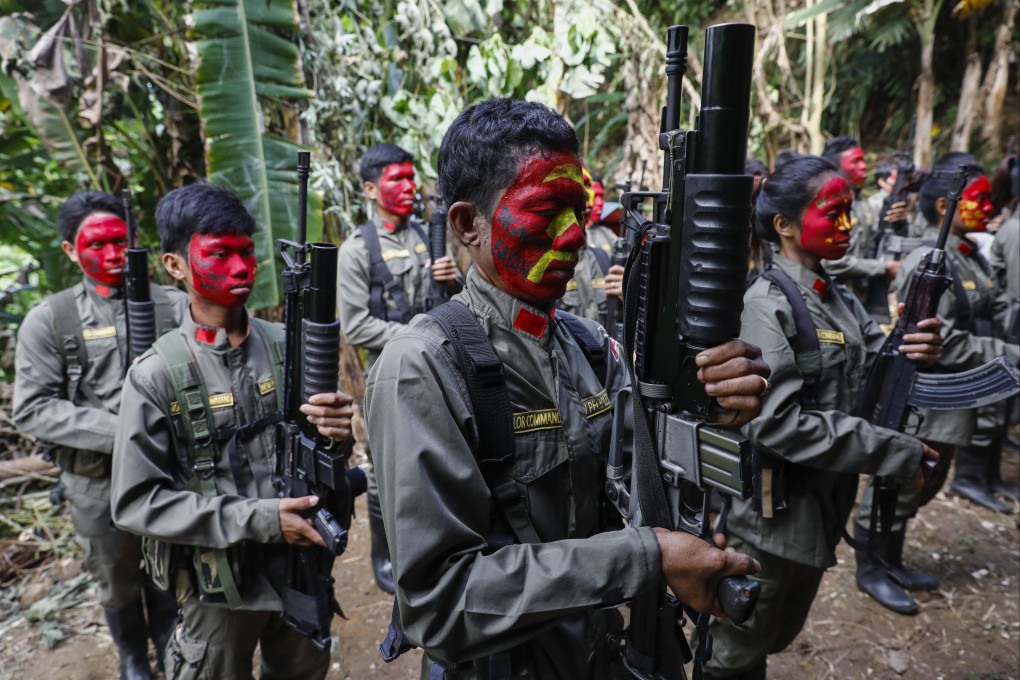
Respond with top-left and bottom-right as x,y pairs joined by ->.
195,327 -> 218,345
513,308 -> 548,338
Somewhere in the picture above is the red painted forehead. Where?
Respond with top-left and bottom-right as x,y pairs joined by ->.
189,232 -> 254,250
509,151 -> 585,193
812,176 -> 852,207
962,175 -> 991,199
380,161 -> 414,182
76,213 -> 127,242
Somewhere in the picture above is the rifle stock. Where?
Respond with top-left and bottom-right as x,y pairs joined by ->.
121,190 -> 157,368
275,151 -> 367,650
605,23 -> 758,680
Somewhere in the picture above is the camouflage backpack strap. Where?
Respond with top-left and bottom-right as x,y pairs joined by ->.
251,317 -> 286,410
152,330 -> 245,609
151,285 -> 177,336
48,286 -> 104,408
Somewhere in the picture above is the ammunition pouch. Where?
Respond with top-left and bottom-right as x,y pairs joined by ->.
142,536 -> 176,592
142,536 -> 250,606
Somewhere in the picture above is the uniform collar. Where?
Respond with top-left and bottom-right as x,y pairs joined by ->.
181,306 -> 251,348
372,213 -> 405,234
454,268 -> 555,349
83,275 -> 122,301
772,254 -> 833,300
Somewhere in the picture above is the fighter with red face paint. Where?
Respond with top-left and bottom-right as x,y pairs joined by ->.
557,164 -> 611,322
337,144 -> 463,595
365,98 -> 770,679
13,191 -> 191,679
821,136 -> 905,324
849,152 -> 1020,618
704,155 -> 943,678
110,183 -> 356,679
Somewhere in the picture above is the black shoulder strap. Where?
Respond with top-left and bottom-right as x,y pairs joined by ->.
760,269 -> 822,409
407,219 -> 428,248
49,286 -> 104,408
589,246 -> 611,276
555,310 -> 608,386
358,223 -> 415,324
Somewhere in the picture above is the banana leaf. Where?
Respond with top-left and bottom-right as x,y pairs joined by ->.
190,0 -> 322,309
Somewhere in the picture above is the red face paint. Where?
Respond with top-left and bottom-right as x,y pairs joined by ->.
376,161 -> 416,218
800,176 -> 854,260
490,151 -> 587,303
75,213 -> 128,286
187,233 -> 257,307
589,181 -> 605,227
958,175 -> 993,232
840,146 -> 867,188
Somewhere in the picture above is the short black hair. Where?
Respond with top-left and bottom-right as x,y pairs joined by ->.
773,150 -> 801,171
745,157 -> 768,176
918,152 -> 984,225
754,155 -> 839,244
822,136 -> 860,165
438,98 -> 580,221
360,144 -> 414,185
875,161 -> 896,183
56,191 -> 125,244
155,183 -> 257,256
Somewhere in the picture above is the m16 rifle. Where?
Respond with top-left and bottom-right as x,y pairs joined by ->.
604,23 -> 759,680
425,195 -> 449,310
122,190 -> 157,368
275,151 -> 367,650
856,167 -> 1020,555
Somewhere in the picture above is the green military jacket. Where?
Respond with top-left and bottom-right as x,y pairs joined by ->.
586,224 -> 616,256
13,278 -> 188,536
728,255 -> 922,569
894,227 -> 1020,446
989,209 -> 1019,312
337,215 -> 454,371
558,246 -> 607,323
111,311 -> 288,610
822,193 -> 886,292
365,268 -> 660,679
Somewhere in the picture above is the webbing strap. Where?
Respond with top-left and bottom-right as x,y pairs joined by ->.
359,224 -> 415,324
49,286 -> 104,409
153,330 -> 244,609
555,311 -> 608,385
760,269 -> 822,409
590,246 -> 611,276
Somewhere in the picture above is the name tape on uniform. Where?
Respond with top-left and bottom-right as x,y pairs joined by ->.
414,243 -> 428,255
513,391 -> 611,433
257,378 -> 275,396
816,329 -> 845,344
382,249 -> 411,262
82,326 -> 117,341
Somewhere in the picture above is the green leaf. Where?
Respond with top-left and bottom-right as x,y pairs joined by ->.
190,0 -> 321,309
785,0 -> 849,28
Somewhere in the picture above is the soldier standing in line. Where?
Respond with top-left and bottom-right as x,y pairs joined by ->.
366,98 -> 769,679
336,144 -> 461,593
558,165 -> 609,322
111,183 -> 357,679
853,152 -> 1020,616
13,191 -> 188,679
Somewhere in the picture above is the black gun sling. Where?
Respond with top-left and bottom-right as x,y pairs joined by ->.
359,223 -> 423,324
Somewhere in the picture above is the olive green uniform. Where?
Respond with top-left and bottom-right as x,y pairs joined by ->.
856,227 -> 1020,528
586,224 -> 617,255
989,209 -> 1019,321
365,269 -> 660,679
13,277 -> 188,608
706,255 -> 921,676
821,194 -> 886,294
558,246 -> 607,322
110,312 -> 329,680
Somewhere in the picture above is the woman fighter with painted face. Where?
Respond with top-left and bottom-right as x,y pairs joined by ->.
704,156 -> 943,679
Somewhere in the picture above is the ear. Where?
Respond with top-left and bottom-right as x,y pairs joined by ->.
773,214 -> 797,239
363,181 -> 379,201
448,201 -> 482,248
935,196 -> 949,219
60,240 -> 78,264
162,252 -> 188,282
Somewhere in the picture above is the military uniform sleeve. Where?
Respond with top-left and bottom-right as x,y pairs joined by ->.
741,292 -> 921,481
365,327 -> 660,665
822,253 -> 887,279
111,356 -> 282,547
160,285 -> 191,324
895,250 -> 1020,369
337,236 -> 406,351
12,301 -> 118,453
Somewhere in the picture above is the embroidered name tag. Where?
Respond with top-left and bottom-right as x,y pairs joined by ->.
592,277 -> 606,290
258,378 -> 275,396
565,280 -> 578,291
961,280 -> 976,291
83,326 -> 116,340
513,408 -> 562,433
207,392 -> 235,409
382,249 -> 411,261
816,329 -> 845,344
414,243 -> 428,255
583,390 -> 611,419
170,401 -> 181,416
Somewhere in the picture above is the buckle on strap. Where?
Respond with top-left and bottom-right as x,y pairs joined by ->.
194,459 -> 215,479
66,364 -> 83,381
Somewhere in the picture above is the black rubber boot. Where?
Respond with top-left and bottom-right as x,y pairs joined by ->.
884,527 -> 937,592
367,492 -> 395,594
143,582 -> 178,674
105,600 -> 153,680
703,659 -> 766,680
987,441 -> 1020,501
852,524 -> 918,615
951,445 -> 1010,513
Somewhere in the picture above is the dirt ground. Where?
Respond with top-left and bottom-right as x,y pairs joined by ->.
1,454 -> 1018,680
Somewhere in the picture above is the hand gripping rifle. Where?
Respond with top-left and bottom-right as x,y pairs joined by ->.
604,24 -> 759,680
856,167 -> 1020,558
425,195 -> 449,310
867,116 -> 917,261
122,190 -> 158,370
275,151 -> 367,650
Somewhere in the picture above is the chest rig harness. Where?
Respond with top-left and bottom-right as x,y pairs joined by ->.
143,318 -> 285,609
359,221 -> 431,323
379,301 -> 607,680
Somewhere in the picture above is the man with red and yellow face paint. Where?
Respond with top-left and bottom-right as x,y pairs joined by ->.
366,98 -> 771,679
958,175 -> 994,232
558,164 -> 612,322
111,183 -> 357,679
13,191 -> 191,678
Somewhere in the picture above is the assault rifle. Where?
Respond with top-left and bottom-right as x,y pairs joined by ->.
122,190 -> 157,368
856,168 -> 1020,553
604,23 -> 759,680
867,116 -> 917,261
275,151 -> 367,650
425,195 -> 449,310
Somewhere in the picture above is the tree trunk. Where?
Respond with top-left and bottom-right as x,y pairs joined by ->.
950,20 -> 981,152
912,0 -> 943,170
806,5 -> 828,155
979,0 -> 1017,152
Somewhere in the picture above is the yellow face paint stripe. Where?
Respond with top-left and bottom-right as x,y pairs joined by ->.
526,208 -> 580,283
543,164 -> 584,186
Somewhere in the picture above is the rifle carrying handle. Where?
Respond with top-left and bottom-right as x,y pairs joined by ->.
717,574 -> 759,625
